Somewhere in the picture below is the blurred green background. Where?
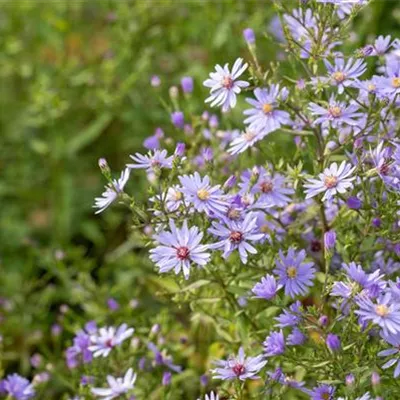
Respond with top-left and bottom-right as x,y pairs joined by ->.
0,0 -> 399,396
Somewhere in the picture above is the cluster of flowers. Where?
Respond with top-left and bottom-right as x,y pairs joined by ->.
3,0 -> 400,399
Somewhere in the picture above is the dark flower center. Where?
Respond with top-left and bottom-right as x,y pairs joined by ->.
176,246 -> 190,260
151,159 -> 161,167
227,208 -> 241,220
324,175 -> 338,189
260,180 -> 273,193
105,339 -> 114,348
380,162 -> 391,176
229,231 -> 243,243
222,76 -> 234,89
232,363 -> 245,376
310,240 -> 322,252
322,393 -> 331,400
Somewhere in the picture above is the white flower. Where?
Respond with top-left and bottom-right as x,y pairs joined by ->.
91,368 -> 136,400
198,392 -> 219,400
93,168 -> 130,214
228,129 -> 265,155
203,58 -> 249,112
89,324 -> 134,358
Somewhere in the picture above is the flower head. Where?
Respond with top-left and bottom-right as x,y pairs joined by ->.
274,248 -> 316,298
212,347 -> 267,381
304,161 -> 355,202
94,168 -> 130,214
127,149 -> 173,172
307,384 -> 335,400
179,172 -> 228,217
203,58 -> 249,112
91,368 -> 136,400
0,374 -> 35,400
243,85 -> 291,134
89,324 -> 134,358
209,212 -> 264,264
252,274 -> 282,300
263,330 -> 285,356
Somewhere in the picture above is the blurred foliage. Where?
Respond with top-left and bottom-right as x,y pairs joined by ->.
0,0 -> 399,397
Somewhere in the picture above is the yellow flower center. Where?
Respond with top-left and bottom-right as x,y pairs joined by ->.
260,225 -> 269,233
287,266 -> 297,278
197,189 -> 210,201
324,175 -> 338,189
332,71 -> 346,83
174,191 -> 183,201
375,304 -> 389,317
367,83 -> 376,92
329,106 -> 342,118
262,103 -> 273,114
392,77 -> 400,88
322,394 -> 330,400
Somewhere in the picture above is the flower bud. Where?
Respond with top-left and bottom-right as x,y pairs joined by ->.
209,114 -> 219,129
98,158 -> 110,175
171,111 -> 184,129
162,371 -> 172,386
200,374 -> 209,387
169,85 -> 179,99
243,28 -> 255,44
150,75 -> 161,87
223,175 -> 237,189
347,196 -> 362,210
345,373 -> 355,386
181,76 -> 194,93
319,315 -> 329,327
174,142 -> 186,157
372,217 -> 381,228
107,298 -> 119,311
371,371 -> 380,386
326,333 -> 341,352
324,230 -> 336,252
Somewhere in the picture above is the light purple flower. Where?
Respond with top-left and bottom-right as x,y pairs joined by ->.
181,76 -> 194,93
203,58 -> 249,112
179,172 -> 228,217
275,301 -> 303,327
94,168 -> 130,214
309,96 -> 362,129
287,328 -> 306,345
307,384 -> 335,400
243,28 -> 255,44
304,161 -> 355,202
127,149 -> 173,172
66,321 -> 97,368
150,219 -> 210,279
379,332 -> 400,378
0,374 -> 35,400
209,212 -> 264,264
252,274 -> 282,300
228,128 -> 266,155
243,85 -> 291,134
355,293 -> 400,336
371,35 -> 393,56
212,347 -> 267,381
91,368 -> 136,400
274,248 -> 316,298
263,330 -> 285,356
89,324 -> 134,358
326,333 -> 341,352
324,57 -> 366,94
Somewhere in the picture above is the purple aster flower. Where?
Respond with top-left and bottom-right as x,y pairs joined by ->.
227,128 -> 266,155
91,368 -> 136,399
307,384 -> 335,400
287,327 -> 306,345
274,248 -> 316,298
326,333 -> 341,352
324,57 -> 366,94
147,342 -> 182,372
376,57 -> 400,97
252,274 -> 282,300
66,321 -> 97,368
243,85 -> 291,134
209,212 -> 264,264
267,368 -> 305,389
347,196 -> 362,209
179,172 -> 228,217
378,332 -> 400,377
264,330 -> 285,356
371,35 -> 393,56
127,149 -> 173,172
94,168 -> 130,214
309,96 -> 362,129
203,58 -> 249,112
89,323 -> 134,358
212,347 -> 267,381
304,161 -> 355,202
239,167 -> 294,208
0,374 -> 35,400
355,292 -> 400,336
275,301 -> 303,327
150,219 -> 210,279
